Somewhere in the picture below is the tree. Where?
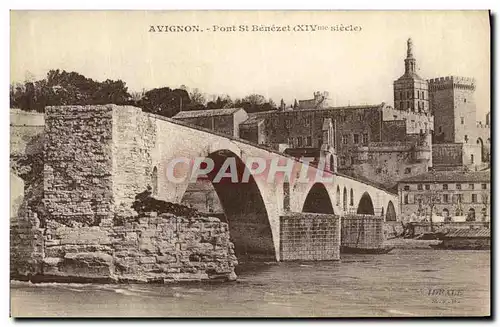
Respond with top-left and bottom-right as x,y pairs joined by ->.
10,69 -> 132,111
233,94 -> 278,113
206,95 -> 233,109
280,98 -> 286,111
138,87 -> 190,117
416,184 -> 441,230
189,88 -> 206,107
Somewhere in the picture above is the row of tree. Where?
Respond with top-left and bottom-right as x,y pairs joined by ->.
10,70 -> 280,117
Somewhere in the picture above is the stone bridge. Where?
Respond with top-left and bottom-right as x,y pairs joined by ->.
27,105 -> 398,262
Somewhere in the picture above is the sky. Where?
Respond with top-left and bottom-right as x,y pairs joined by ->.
10,10 -> 490,120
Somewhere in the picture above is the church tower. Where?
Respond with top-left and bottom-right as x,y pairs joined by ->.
393,38 -> 429,114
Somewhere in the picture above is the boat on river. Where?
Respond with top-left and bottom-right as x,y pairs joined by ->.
430,228 -> 490,250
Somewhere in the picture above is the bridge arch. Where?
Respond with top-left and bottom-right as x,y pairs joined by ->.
302,183 -> 334,214
182,148 -> 276,260
356,192 -> 375,215
386,200 -> 396,221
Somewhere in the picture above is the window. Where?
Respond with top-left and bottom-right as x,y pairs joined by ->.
472,194 -> 477,203
417,91 -> 420,99
404,185 -> 410,191
285,119 -> 291,128
443,184 -> 448,190
353,134 -> 360,144
340,157 -> 346,166
404,195 -> 409,204
297,137 -> 303,147
456,183 -> 462,190
439,126 -> 442,133
417,184 -> 423,190
304,117 -> 311,127
342,135 -> 348,145
362,133 -> 369,144
464,98 -> 467,103
425,184 -> 430,190
461,117 -> 464,124
404,167 -> 412,174
306,136 -> 312,146
470,154 -> 474,163
351,156 -> 355,165
350,189 -> 354,206
443,194 -> 449,203
464,135 -> 468,143
482,183 -> 487,190
469,184 -> 475,190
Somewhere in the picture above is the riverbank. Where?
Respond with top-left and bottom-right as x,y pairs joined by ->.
384,237 -> 442,249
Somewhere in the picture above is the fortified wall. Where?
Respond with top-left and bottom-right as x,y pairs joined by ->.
11,105 -> 238,283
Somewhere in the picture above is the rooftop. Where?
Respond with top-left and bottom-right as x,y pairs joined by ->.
398,170 -> 491,184
173,108 -> 243,119
240,112 -> 271,126
395,71 -> 426,82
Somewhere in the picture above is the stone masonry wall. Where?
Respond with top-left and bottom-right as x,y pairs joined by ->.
112,106 -> 157,210
12,212 -> 237,283
43,105 -> 115,226
341,214 -> 384,249
11,105 -> 238,283
279,212 -> 340,261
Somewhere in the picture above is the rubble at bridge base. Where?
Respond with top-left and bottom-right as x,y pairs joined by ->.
10,212 -> 238,284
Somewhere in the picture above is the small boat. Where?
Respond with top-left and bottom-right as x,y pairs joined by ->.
430,228 -> 490,250
341,246 -> 394,254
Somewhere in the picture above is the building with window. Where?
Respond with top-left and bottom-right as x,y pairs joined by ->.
398,170 -> 490,222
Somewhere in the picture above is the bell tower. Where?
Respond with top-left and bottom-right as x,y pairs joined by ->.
393,38 -> 429,114
405,38 -> 417,74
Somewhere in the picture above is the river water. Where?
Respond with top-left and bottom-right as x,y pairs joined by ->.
10,249 -> 490,317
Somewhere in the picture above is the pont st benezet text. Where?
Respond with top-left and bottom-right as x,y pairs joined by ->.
148,24 -> 362,33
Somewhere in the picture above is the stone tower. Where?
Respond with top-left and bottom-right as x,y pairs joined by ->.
393,38 -> 430,114
428,76 -> 477,144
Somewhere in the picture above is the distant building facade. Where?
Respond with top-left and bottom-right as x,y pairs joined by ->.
238,102 -> 432,191
173,108 -> 248,138
398,170 -> 490,222
171,38 -> 490,212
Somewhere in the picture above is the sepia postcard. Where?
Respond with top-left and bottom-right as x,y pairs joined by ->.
9,10 -> 491,318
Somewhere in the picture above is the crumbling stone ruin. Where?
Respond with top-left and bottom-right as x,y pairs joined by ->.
10,105 -> 238,283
